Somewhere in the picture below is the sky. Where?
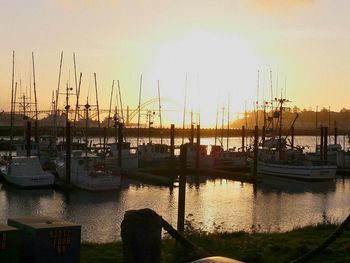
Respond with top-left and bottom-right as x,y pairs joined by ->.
1,0 -> 350,127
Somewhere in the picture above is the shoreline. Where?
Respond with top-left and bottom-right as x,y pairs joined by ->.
80,223 -> 350,262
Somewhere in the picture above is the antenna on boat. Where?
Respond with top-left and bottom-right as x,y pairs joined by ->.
32,52 -> 38,143
9,51 -> 15,158
182,73 -> 188,145
94,73 -> 101,147
226,95 -> 230,151
118,80 -> 125,124
74,72 -> 82,127
137,74 -> 142,150
54,51 -> 63,140
157,80 -> 163,144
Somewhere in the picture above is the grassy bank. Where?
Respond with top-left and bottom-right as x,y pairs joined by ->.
81,224 -> 350,263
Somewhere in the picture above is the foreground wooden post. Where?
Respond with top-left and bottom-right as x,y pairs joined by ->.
253,125 -> 258,178
178,144 -> 187,232
26,121 -> 31,157
196,124 -> 200,169
170,124 -> 175,158
118,122 -> 123,168
320,126 -> 324,161
324,126 -> 328,161
291,126 -> 295,149
241,125 -> 245,152
66,121 -> 71,185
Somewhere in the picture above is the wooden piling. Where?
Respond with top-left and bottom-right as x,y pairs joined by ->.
262,125 -> 266,148
291,126 -> 295,149
242,125 -> 245,152
196,124 -> 200,169
334,126 -> 338,145
177,144 -> 187,232
66,121 -> 71,185
324,127 -> 328,161
320,126 -> 324,161
34,120 -> 38,143
26,121 -> 31,157
170,124 -> 175,159
118,122 -> 123,168
253,125 -> 258,178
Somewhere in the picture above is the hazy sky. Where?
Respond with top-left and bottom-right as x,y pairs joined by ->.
1,0 -> 350,126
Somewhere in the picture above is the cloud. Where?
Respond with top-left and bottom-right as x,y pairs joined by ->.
49,0 -> 118,11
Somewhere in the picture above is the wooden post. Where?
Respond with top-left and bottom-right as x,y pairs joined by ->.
26,121 -> 31,157
66,121 -> 71,185
334,126 -> 338,145
324,126 -> 328,161
242,125 -> 245,152
34,120 -> 38,143
253,125 -> 258,178
170,124 -> 175,158
177,144 -> 187,232
190,123 -> 194,144
196,124 -> 200,169
320,126 -> 324,161
118,122 -> 123,168
103,127 -> 107,155
262,125 -> 265,148
291,126 -> 295,149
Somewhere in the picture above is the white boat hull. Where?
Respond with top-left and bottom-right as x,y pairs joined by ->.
56,157 -> 122,191
257,161 -> 336,181
3,156 -> 55,187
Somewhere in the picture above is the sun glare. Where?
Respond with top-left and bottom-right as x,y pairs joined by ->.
146,31 -> 263,127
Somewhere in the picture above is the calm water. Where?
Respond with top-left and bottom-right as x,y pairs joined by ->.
0,136 -> 350,243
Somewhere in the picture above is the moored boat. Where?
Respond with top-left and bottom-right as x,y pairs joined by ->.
2,156 -> 55,187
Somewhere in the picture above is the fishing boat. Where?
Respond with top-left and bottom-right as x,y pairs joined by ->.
138,142 -> 172,167
185,143 -> 214,168
210,145 -> 248,169
106,141 -> 139,169
306,144 -> 350,173
253,98 -> 336,181
56,151 -> 121,191
1,156 -> 55,187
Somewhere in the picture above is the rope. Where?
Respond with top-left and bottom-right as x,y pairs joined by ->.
291,212 -> 350,263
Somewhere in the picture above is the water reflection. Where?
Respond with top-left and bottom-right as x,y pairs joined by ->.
0,176 -> 350,242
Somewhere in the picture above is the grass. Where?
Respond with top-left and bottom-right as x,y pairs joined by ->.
80,223 -> 350,263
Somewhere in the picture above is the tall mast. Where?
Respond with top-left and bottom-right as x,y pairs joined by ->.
54,51 -> 63,138
181,74 -> 187,145
74,72 -> 82,127
107,80 -> 115,129
94,73 -> 101,146
214,107 -> 218,146
9,51 -> 15,157
73,53 -> 78,95
226,96 -> 230,151
118,80 -> 124,124
32,52 -> 39,143
221,106 -> 224,147
157,80 -> 163,144
256,70 -> 260,126
137,74 -> 142,149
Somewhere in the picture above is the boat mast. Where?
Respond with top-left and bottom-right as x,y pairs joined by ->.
94,73 -> 101,146
32,52 -> 39,143
107,80 -> 115,129
118,80 -> 125,124
9,51 -> 15,157
137,74 -> 142,149
226,96 -> 230,151
221,106 -> 224,148
214,104 -> 218,146
181,74 -> 187,145
157,80 -> 163,144
54,51 -> 63,140
73,72 -> 82,127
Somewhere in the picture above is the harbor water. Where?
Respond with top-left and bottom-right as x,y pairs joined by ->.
0,136 -> 350,243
